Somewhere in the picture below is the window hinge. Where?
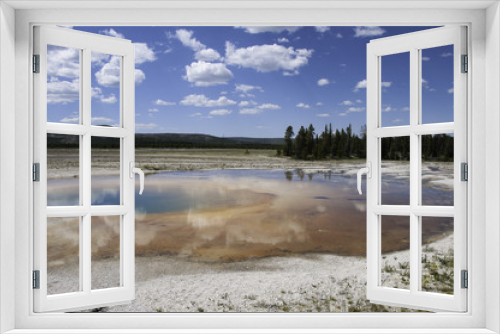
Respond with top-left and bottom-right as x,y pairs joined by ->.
33,270 -> 40,289
461,162 -> 468,181
33,163 -> 40,182
461,270 -> 468,289
33,54 -> 40,73
461,54 -> 468,73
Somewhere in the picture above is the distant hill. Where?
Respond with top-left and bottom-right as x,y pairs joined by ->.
47,133 -> 284,149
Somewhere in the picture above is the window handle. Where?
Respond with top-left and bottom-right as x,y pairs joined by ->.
129,162 -> 144,195
357,162 -> 372,195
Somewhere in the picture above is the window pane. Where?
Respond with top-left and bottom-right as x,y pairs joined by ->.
421,45 -> 454,124
381,52 -> 410,127
380,215 -> 410,290
381,137 -> 410,205
421,217 -> 454,294
91,52 -> 120,127
47,45 -> 80,124
47,134 -> 80,206
421,134 -> 454,206
91,137 -> 121,205
91,215 -> 121,290
47,217 -> 80,294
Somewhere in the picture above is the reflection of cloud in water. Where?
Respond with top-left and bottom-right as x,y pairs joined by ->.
353,201 -> 366,212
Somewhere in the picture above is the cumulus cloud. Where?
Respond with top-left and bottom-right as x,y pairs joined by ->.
136,123 -> 158,130
47,46 -> 80,78
296,103 -> 311,109
315,26 -> 330,33
347,107 -> 365,113
316,102 -> 323,106
316,113 -> 330,117
441,52 -> 453,57
148,108 -> 159,112
95,56 -> 146,87
209,109 -> 232,116
174,29 -> 205,51
258,103 -> 281,110
184,61 -> 234,86
238,100 -> 257,107
448,88 -> 454,94
236,26 -> 301,34
100,28 -> 125,39
180,94 -> 236,107
154,99 -> 176,106
60,116 -> 79,123
235,84 -> 263,93
353,79 -> 391,92
225,42 -> 313,74
134,43 -> 157,64
239,108 -> 262,115
422,56 -> 431,61
340,100 -> 354,106
100,94 -> 117,104
47,78 -> 79,104
353,26 -> 386,38
91,117 -> 114,124
278,37 -> 289,43
195,48 -> 222,62
317,78 -> 330,86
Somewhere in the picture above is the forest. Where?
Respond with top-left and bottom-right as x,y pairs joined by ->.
283,124 -> 454,162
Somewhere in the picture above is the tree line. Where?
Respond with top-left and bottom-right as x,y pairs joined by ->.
283,124 -> 454,161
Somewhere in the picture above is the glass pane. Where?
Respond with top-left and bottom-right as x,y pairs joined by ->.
91,52 -> 120,127
421,45 -> 454,124
91,137 -> 121,205
47,134 -> 80,206
421,134 -> 454,206
380,215 -> 410,290
47,217 -> 80,294
91,215 -> 121,290
421,217 -> 454,294
381,52 -> 410,127
47,45 -> 80,124
381,136 -> 410,205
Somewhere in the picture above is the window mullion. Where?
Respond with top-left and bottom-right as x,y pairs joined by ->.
409,47 -> 420,295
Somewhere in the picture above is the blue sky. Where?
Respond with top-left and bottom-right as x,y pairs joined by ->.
47,26 -> 454,137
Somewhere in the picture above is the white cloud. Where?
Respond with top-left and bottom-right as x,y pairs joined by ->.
441,52 -> 453,57
448,88 -> 454,94
47,78 -> 79,104
91,117 -> 114,124
209,109 -> 232,116
258,103 -> 281,110
347,107 -> 365,113
383,106 -> 392,112
340,100 -> 354,106
236,26 -> 301,34
235,84 -> 263,93
184,61 -> 233,86
316,102 -> 323,106
148,108 -> 159,112
336,33 -> 343,38
356,99 -> 363,103
239,101 -> 251,107
154,99 -> 176,106
239,108 -> 262,115
296,103 -> 311,109
195,48 -> 222,62
100,28 -> 124,39
100,94 -> 117,104
317,78 -> 330,86
225,42 -> 313,74
135,69 -> 146,85
353,79 -> 391,92
180,94 -> 237,107
134,43 -> 157,64
60,116 -> 79,123
316,113 -> 330,117
174,29 -> 205,51
278,37 -> 289,43
401,107 -> 410,111
47,46 -> 80,78
422,56 -> 431,61
392,119 -> 405,124
353,26 -> 386,38
136,123 -> 158,130
190,112 -> 202,117
315,26 -> 330,33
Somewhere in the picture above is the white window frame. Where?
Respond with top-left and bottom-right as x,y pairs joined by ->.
0,1 -> 499,333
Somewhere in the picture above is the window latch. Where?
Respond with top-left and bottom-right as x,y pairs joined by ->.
357,162 -> 372,195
